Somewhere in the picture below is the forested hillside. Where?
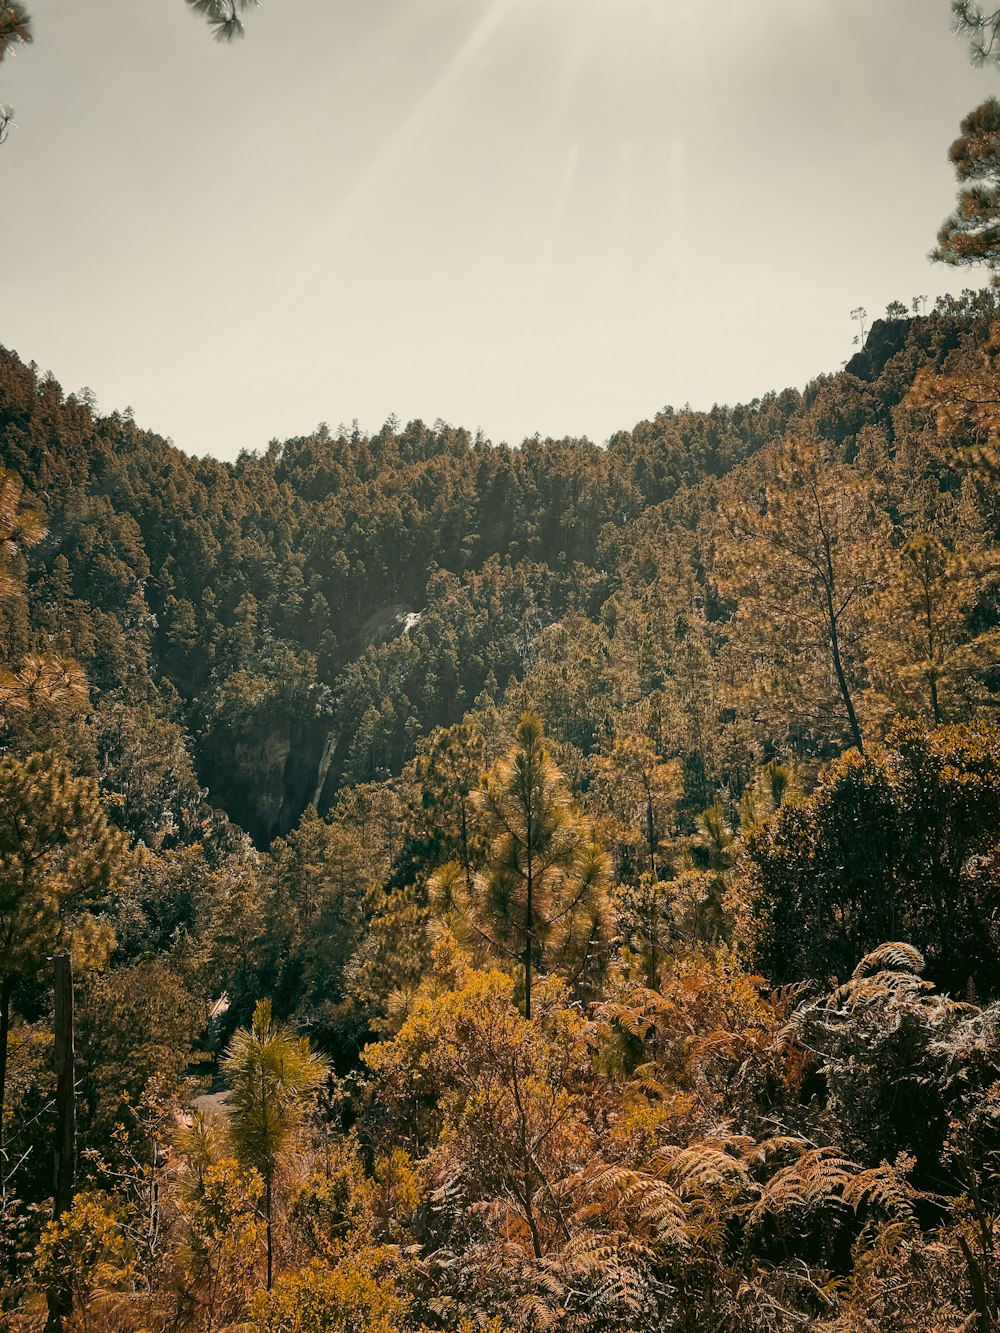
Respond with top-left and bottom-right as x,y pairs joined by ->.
1,279 -> 999,1331
2,289 -> 995,840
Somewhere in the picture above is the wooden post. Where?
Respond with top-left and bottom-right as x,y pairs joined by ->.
51,953 -> 75,1220
45,952 -> 75,1333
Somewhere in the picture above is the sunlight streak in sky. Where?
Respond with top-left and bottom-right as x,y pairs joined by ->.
319,0 -> 513,251
3,0 -> 992,457
604,138 -> 637,306
526,140 -> 582,323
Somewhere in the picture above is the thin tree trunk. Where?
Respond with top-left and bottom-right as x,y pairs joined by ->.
45,953 -> 76,1333
525,741 -> 533,1018
645,884 -> 659,993
509,1060 -> 542,1259
0,974 -> 12,1180
265,1174 -> 273,1291
525,777 -> 534,1022
929,672 -> 942,727
644,777 -> 658,883
460,793 -> 473,896
824,579 -> 864,752
51,954 -> 76,1218
812,478 -> 864,753
957,1234 -> 996,1333
524,872 -> 533,1020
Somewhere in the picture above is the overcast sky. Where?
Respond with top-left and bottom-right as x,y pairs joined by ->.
1,0 -> 996,458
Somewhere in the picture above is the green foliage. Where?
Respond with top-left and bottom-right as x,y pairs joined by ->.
93,695 -> 206,847
0,748 -> 127,983
403,719 -> 486,882
243,806 -> 372,1055
869,525 -> 1000,724
733,720 -> 1000,991
76,960 -> 204,1143
32,1191 -> 138,1314
0,747 -> 129,1186
224,999 -> 329,1183
184,0 -> 260,43
591,731 -> 683,882
289,1142 -> 375,1257
365,964 -> 597,1262
432,712 -> 611,1016
171,1130 -> 264,1329
224,998 -> 330,1286
936,97 -> 1000,270
715,432 -> 890,753
954,1 -> 1000,67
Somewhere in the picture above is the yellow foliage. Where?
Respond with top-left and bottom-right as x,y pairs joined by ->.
250,1250 -> 410,1333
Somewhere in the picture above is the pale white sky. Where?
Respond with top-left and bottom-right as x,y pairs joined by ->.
0,0 -> 996,458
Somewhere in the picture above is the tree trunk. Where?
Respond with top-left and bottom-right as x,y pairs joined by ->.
265,1173 -> 273,1290
45,953 -> 76,1333
0,974 -> 12,1179
813,481 -> 864,754
824,580 -> 864,753
929,671 -> 942,727
957,1234 -> 996,1333
523,730 -> 535,1022
645,781 -> 658,882
922,579 -> 943,726
460,793 -> 473,896
524,873 -> 533,1021
51,954 -> 76,1219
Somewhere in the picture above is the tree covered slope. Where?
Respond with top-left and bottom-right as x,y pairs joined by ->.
0,288 -> 999,1331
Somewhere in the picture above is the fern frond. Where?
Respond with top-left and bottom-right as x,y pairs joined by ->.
852,942 -> 925,979
750,1147 -> 916,1225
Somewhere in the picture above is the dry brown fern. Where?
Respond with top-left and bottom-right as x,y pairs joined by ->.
852,942 -> 925,980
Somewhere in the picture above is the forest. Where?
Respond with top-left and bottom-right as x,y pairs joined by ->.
0,281 -> 998,1330
3,6 -> 1000,1333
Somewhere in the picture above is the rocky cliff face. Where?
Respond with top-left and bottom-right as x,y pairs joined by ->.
194,603 -> 419,847
844,317 -> 913,381
197,704 -> 330,848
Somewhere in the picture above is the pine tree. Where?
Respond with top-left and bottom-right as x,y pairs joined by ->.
432,713 -> 610,1019
183,0 -> 261,43
0,751 -> 127,1173
715,433 -> 891,754
592,731 -> 683,882
223,999 -> 329,1289
405,720 -> 486,885
0,467 -> 88,725
870,530 -> 1000,724
0,3 -> 30,63
908,319 -> 1000,475
953,2 -> 1000,68
934,98 -> 1000,271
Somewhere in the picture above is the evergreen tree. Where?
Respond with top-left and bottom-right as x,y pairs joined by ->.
183,0 -> 261,42
404,720 -> 486,885
909,317 -> 1000,475
0,2 -> 30,62
934,98 -> 1000,271
592,731 -> 683,882
259,807 -> 367,1029
715,433 -> 890,754
870,530 -> 1000,724
223,999 -> 329,1289
431,713 -> 610,1018
732,720 -> 1000,991
953,0 -> 1000,67
0,752 -> 127,1172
